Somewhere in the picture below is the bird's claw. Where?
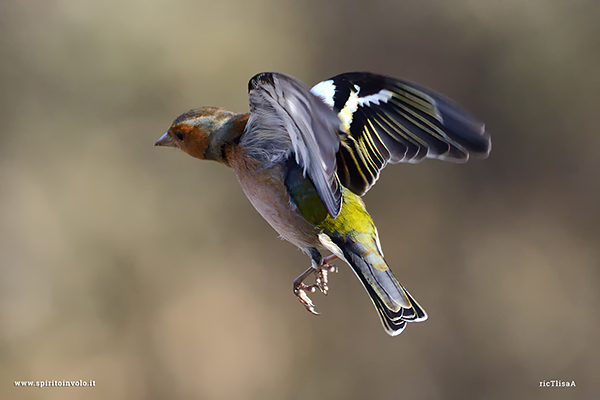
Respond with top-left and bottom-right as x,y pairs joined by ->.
293,282 -> 320,315
293,257 -> 338,315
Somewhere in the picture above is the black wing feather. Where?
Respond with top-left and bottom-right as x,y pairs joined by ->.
311,72 -> 491,196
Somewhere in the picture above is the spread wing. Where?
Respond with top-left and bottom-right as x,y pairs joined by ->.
311,72 -> 491,196
246,72 -> 343,217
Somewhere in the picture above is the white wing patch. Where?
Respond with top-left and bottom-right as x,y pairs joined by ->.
311,84 -> 395,134
338,88 -> 394,134
310,80 -> 336,107
358,89 -> 394,107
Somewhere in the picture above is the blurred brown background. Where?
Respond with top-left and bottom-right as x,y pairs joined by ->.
2,0 -> 599,399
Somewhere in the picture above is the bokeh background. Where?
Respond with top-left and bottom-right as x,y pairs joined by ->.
2,0 -> 599,399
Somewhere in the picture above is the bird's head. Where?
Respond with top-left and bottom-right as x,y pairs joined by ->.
155,107 -> 247,162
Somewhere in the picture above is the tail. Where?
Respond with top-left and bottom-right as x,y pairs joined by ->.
339,240 -> 428,336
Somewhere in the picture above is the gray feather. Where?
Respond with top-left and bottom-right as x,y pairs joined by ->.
244,72 -> 343,217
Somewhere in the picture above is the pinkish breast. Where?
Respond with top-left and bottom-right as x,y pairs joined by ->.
226,146 -> 320,251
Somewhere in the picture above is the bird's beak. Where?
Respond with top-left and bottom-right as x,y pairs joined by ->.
155,132 -> 176,147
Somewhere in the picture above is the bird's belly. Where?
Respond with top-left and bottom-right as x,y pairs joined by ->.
229,158 -> 320,251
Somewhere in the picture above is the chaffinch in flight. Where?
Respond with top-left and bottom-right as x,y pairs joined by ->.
155,72 -> 491,336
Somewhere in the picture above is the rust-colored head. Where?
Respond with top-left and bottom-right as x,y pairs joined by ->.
155,107 -> 244,161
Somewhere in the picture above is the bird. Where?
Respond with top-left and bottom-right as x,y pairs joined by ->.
155,72 -> 491,336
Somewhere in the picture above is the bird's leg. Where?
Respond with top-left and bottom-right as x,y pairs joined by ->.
315,254 -> 338,295
293,251 -> 339,315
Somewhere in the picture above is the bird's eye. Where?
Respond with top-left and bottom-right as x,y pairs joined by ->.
175,131 -> 185,140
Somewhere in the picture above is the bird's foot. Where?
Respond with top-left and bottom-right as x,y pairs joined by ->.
293,281 -> 319,315
315,255 -> 338,295
293,255 -> 338,315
